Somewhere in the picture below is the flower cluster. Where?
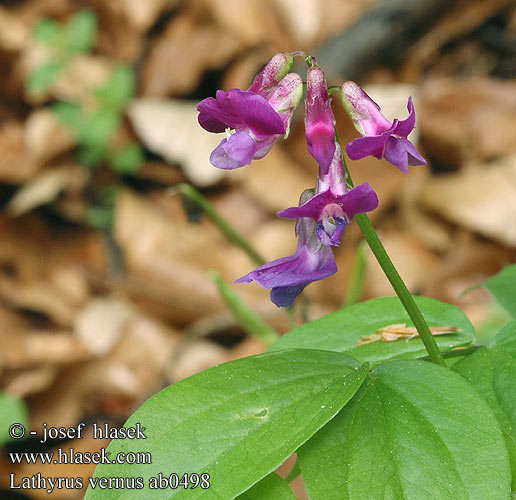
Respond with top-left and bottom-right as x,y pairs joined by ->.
197,53 -> 426,307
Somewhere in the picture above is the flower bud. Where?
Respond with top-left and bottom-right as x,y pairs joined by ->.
267,73 -> 303,137
247,53 -> 294,97
305,64 -> 336,175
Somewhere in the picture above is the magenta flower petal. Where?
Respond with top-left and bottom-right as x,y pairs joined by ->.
198,89 -> 285,138
197,97 -> 230,133
305,65 -> 336,175
340,82 -> 427,173
278,184 -> 378,246
222,89 -> 285,138
235,243 -> 337,307
247,53 -> 294,97
270,284 -> 308,308
278,184 -> 378,221
391,97 -> 416,138
235,215 -> 338,307
198,90 -> 246,132
340,81 -> 391,136
210,131 -> 258,170
383,136 -> 427,174
345,134 -> 387,161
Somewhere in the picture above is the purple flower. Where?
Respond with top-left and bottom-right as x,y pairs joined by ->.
235,214 -> 337,308
197,63 -> 302,171
278,184 -> 378,246
305,64 -> 336,175
340,81 -> 426,173
278,144 -> 378,246
247,52 -> 294,97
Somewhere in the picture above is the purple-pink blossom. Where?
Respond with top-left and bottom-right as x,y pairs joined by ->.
278,143 -> 378,247
305,64 -> 336,175
278,183 -> 378,247
235,205 -> 337,308
197,54 -> 302,171
340,81 -> 426,173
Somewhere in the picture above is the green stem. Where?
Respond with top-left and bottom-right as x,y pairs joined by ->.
335,131 -> 446,367
210,271 -> 279,346
175,183 -> 266,266
354,212 -> 446,367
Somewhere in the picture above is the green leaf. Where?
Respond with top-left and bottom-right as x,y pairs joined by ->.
32,18 -> 62,44
79,145 -> 107,168
95,65 -> 136,112
269,296 -> 474,364
62,9 -> 97,54
52,101 -> 83,133
26,61 -> 65,93
87,206 -> 114,229
0,392 -> 28,445
490,320 -> 516,359
85,349 -> 368,500
210,270 -> 279,346
299,359 -> 511,500
80,109 -> 120,149
236,473 -> 296,500
108,143 -> 144,174
482,265 -> 516,317
56,107 -> 120,167
453,348 -> 516,491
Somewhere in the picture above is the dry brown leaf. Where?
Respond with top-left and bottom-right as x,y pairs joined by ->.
74,297 -> 135,356
0,120 -> 40,183
234,146 -> 316,213
364,230 -> 441,298
113,190 -> 226,322
271,0 -> 321,46
359,323 -> 462,345
203,0 -> 282,46
29,311 -> 179,428
7,164 -> 89,216
0,216 -> 94,326
419,78 -> 516,166
167,339 -> 227,382
0,5 -> 29,51
141,13 -> 239,97
117,0 -> 178,32
1,433 -> 111,499
316,0 -> 375,45
24,108 -> 76,166
19,47 -> 112,104
0,328 -> 91,370
404,0 -> 514,77
420,155 -> 516,247
4,366 -> 58,398
128,98 -> 226,187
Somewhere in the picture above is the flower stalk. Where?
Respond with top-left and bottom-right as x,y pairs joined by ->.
354,211 -> 446,367
174,183 -> 266,266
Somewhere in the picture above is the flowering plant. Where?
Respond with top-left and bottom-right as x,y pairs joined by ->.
85,53 -> 516,500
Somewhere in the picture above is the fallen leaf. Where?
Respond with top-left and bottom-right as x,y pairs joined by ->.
419,78 -> 516,166
7,164 -> 89,216
74,297 -> 135,356
141,12 -> 239,97
359,323 -> 462,345
202,0 -> 282,46
420,155 -> 516,246
24,108 -> 76,166
128,98 -> 225,187
0,5 -> 29,51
